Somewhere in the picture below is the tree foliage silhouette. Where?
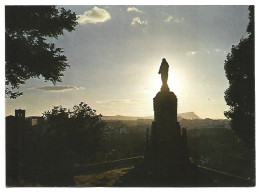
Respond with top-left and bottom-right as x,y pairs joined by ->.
43,102 -> 105,163
224,6 -> 255,157
6,102 -> 105,186
5,6 -> 77,98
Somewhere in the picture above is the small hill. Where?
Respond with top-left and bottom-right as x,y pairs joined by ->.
178,112 -> 201,120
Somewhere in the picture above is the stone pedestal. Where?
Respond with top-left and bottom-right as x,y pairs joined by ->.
149,85 -> 189,166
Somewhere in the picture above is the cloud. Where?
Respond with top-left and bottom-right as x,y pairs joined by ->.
164,15 -> 184,23
174,17 -> 184,23
186,51 -> 197,56
35,86 -> 84,92
131,17 -> 148,26
131,99 -> 144,103
186,48 -> 222,57
77,6 -> 111,24
203,48 -> 222,54
127,7 -> 144,14
164,15 -> 173,23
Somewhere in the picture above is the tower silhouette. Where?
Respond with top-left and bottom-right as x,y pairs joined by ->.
15,109 -> 25,119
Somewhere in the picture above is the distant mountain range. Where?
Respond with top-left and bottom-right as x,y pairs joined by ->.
102,112 -> 201,121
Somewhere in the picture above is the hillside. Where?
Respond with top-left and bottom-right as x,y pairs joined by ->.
102,112 -> 201,121
178,112 -> 201,119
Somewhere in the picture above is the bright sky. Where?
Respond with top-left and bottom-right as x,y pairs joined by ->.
5,5 -> 250,119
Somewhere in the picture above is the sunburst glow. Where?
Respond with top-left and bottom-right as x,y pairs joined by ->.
149,68 -> 181,97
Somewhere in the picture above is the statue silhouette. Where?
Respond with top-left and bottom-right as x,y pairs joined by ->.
158,58 -> 169,91
158,58 -> 169,86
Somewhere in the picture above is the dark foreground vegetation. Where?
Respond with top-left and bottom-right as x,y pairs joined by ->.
6,109 -> 254,186
6,103 -> 105,186
187,128 -> 255,181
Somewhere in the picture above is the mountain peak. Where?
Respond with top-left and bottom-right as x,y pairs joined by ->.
178,112 -> 201,120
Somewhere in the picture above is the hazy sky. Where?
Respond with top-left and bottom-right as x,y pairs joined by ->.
5,5 -> 250,119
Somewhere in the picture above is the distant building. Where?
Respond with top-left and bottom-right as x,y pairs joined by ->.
15,109 -> 25,119
8,109 -> 46,127
26,116 -> 44,126
32,119 -> 37,126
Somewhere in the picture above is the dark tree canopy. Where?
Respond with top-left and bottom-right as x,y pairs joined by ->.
5,6 -> 77,98
43,102 -> 106,163
224,6 -> 255,157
